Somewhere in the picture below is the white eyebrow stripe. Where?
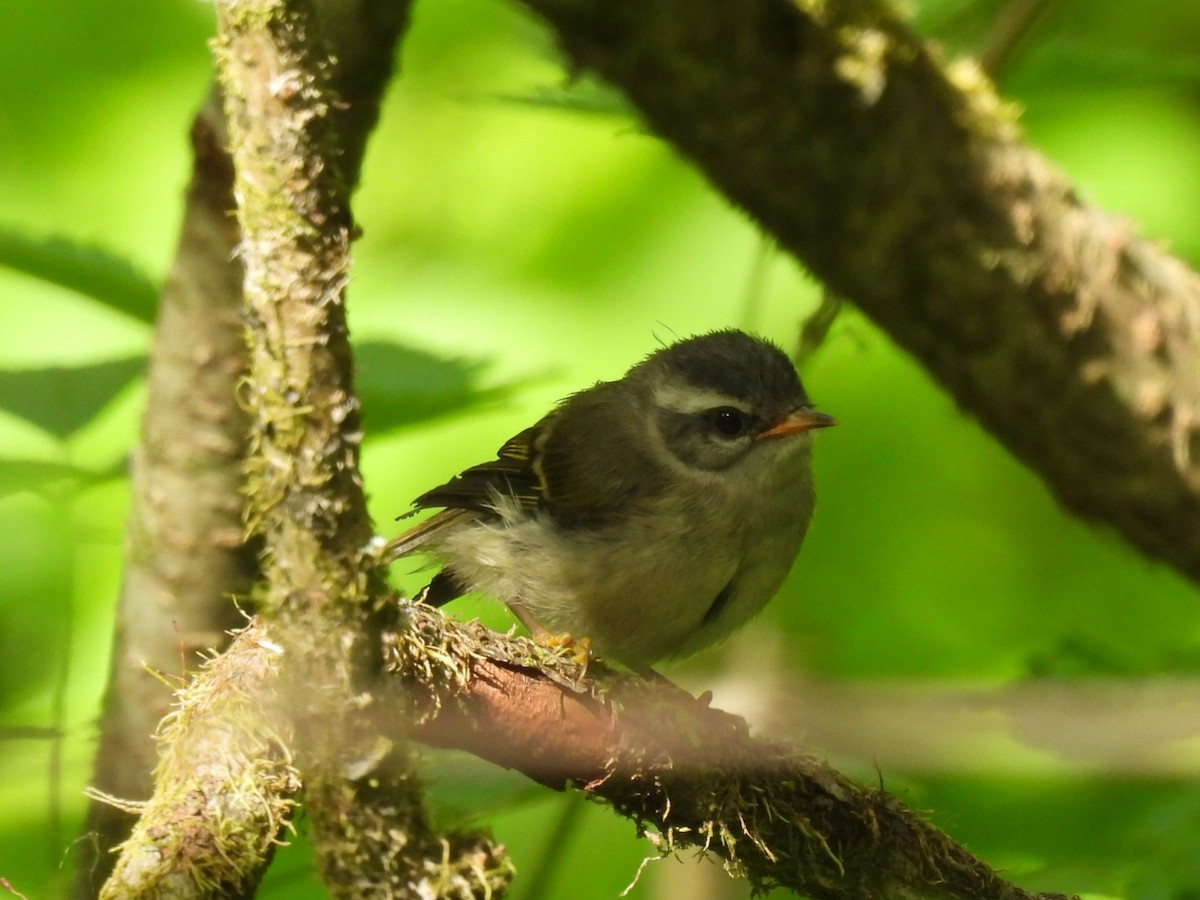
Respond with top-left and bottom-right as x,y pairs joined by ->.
653,382 -> 747,415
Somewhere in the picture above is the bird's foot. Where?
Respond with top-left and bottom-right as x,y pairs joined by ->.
537,631 -> 593,668
506,600 -> 593,668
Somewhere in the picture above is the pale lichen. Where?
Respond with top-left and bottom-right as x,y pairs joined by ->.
945,57 -> 1023,141
834,26 -> 891,105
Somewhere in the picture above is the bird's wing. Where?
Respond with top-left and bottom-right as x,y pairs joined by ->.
384,507 -> 477,559
388,381 -> 664,557
532,382 -> 664,528
385,421 -> 550,560
411,421 -> 547,515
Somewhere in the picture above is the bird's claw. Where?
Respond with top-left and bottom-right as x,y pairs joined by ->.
539,632 -> 593,668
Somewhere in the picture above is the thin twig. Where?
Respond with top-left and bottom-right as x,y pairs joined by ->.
979,0 -> 1055,78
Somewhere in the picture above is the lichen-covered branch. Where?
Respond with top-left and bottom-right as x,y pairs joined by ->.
81,0 -> 419,890
95,0 -> 505,894
518,0 -> 1200,582
97,622 -> 298,900
207,0 -> 510,896
386,603 -> 1075,900
212,0 -> 367,590
100,599 -> 1068,900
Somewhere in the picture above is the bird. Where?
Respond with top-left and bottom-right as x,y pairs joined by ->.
384,329 -> 834,669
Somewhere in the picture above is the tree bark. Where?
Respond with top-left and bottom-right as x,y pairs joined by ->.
82,0 -> 419,894
101,603 -> 1076,900
208,0 -> 511,895
518,0 -> 1200,581
79,90 -> 254,897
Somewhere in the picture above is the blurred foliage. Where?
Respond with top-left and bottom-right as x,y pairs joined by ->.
2,0 -> 1200,897
0,228 -> 159,325
0,355 -> 146,439
355,338 -> 535,434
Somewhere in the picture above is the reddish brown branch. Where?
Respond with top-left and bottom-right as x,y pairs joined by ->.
397,605 -> 1074,900
97,598 -> 1079,899
418,658 -> 615,788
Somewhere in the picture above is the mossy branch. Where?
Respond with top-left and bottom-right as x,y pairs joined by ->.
98,603 -> 1075,900
95,620 -> 514,899
78,90 -> 262,898
82,0 -> 424,892
399,603 -> 1077,900
518,0 -> 1200,583
94,0 -> 512,896
96,622 -> 299,900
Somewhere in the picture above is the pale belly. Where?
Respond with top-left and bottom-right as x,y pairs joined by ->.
432,477 -> 813,666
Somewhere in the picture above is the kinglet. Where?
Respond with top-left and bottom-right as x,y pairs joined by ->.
386,329 -> 834,668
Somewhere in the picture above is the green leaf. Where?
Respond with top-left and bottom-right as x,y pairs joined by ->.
356,339 -> 528,434
0,227 -> 159,324
0,458 -> 106,497
0,355 -> 145,439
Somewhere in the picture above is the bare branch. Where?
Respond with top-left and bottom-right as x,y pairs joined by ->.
79,90 -> 255,895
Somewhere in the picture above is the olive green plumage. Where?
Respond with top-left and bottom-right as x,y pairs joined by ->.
386,329 -> 834,667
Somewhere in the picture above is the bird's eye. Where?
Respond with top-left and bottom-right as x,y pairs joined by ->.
709,407 -> 748,437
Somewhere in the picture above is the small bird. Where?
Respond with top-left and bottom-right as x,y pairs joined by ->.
385,329 -> 834,668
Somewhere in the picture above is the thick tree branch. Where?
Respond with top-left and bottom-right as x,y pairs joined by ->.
518,0 -> 1200,581
96,603 -> 1077,900
390,604 -> 1074,900
205,0 -> 510,895
82,0 -> 419,891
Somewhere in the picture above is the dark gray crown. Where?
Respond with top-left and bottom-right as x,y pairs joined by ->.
644,329 -> 805,406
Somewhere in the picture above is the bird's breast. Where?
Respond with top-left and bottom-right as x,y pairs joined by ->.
430,462 -> 814,667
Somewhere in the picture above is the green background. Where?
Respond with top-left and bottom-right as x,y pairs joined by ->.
3,0 -> 1200,897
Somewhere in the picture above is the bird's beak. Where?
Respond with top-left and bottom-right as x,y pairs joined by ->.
756,407 -> 837,440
